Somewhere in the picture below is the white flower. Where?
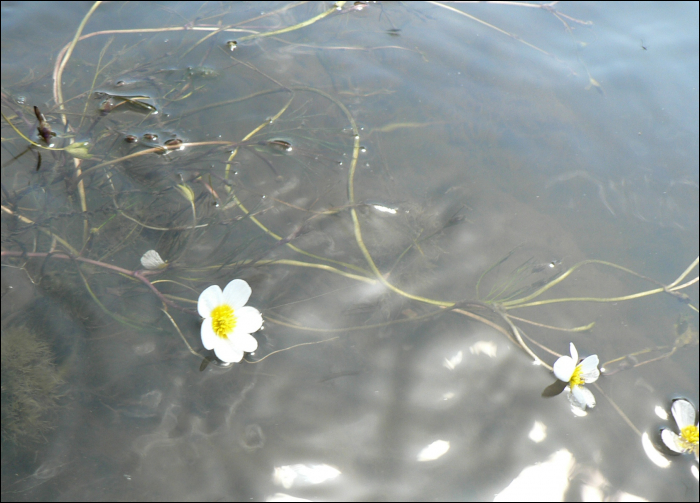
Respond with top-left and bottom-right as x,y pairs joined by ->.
197,279 -> 263,364
140,249 -> 167,270
661,399 -> 699,461
553,342 -> 600,410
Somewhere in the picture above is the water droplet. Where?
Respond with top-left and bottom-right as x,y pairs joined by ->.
354,134 -> 360,140
337,161 -> 343,166
125,135 -> 138,143
360,146 -> 367,153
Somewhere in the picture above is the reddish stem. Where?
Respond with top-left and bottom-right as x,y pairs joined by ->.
1,250 -> 197,315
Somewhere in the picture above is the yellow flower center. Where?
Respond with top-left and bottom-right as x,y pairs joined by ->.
680,425 -> 699,446
211,304 -> 236,338
569,365 -> 584,387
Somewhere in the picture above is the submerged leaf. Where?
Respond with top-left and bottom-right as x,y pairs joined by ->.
175,184 -> 195,203
64,141 -> 93,159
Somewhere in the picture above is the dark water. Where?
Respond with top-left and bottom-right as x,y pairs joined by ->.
1,2 -> 698,501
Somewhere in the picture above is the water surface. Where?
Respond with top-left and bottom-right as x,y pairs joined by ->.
1,2 -> 698,501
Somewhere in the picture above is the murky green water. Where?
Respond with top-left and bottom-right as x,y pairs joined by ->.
2,2 -> 698,501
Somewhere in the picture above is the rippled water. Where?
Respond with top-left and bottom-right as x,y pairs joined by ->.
1,2 -> 698,501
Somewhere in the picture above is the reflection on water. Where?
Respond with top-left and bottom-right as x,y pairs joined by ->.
494,449 -> 574,501
547,170 -> 699,229
1,1 -> 698,501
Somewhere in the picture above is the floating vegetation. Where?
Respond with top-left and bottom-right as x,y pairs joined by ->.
197,279 -> 263,364
661,399 -> 699,461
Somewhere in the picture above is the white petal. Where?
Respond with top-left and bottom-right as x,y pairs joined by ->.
579,355 -> 600,383
140,249 -> 166,270
201,318 -> 217,350
214,340 -> 244,363
235,306 -> 263,334
671,399 -> 697,429
570,385 -> 595,409
198,285 -> 223,318
569,342 -> 578,362
661,429 -> 686,453
229,331 -> 258,353
223,279 -> 252,309
568,386 -> 586,409
553,356 -> 575,382
580,386 -> 596,408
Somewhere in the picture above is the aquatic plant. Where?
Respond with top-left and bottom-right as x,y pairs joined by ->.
0,2 -> 696,491
552,342 -> 600,411
1,326 -> 64,443
197,279 -> 263,364
661,399 -> 699,461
